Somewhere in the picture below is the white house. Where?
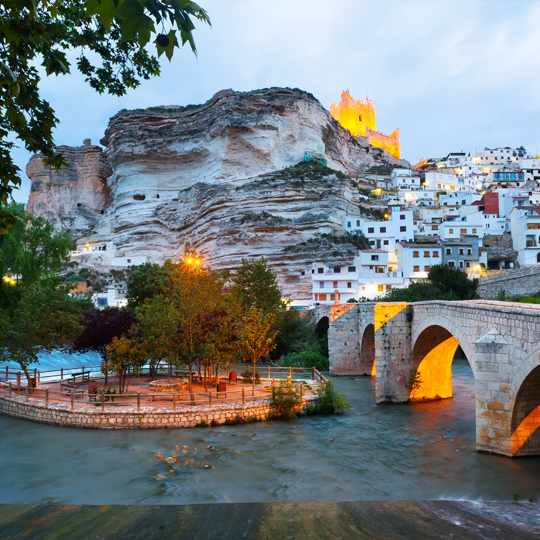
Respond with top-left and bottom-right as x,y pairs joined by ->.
425,171 -> 477,192
343,210 -> 414,265
397,241 -> 443,280
390,168 -> 422,190
310,250 -> 406,304
438,211 -> 484,240
510,206 -> 540,266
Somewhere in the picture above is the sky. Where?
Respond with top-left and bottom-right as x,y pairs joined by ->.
11,0 -> 540,202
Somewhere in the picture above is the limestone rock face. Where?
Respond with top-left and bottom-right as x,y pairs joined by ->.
26,139 -> 112,235
28,87 -> 407,298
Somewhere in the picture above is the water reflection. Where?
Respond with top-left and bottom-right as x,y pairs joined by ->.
1,359 -> 540,504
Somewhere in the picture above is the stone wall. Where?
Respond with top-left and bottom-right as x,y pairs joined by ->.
478,266 -> 540,298
0,393 -> 287,429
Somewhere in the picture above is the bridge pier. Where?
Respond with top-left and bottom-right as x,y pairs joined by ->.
374,303 -> 413,403
475,330 -> 512,456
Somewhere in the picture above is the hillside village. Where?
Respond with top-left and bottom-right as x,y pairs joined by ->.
310,145 -> 538,306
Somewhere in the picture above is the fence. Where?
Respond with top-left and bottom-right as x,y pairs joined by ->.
0,363 -> 328,413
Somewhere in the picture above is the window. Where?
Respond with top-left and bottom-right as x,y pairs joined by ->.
400,226 -> 406,232
433,251 -> 439,257
319,294 -> 327,301
449,228 -> 454,234
459,249 -> 464,255
347,222 -> 351,228
386,285 -> 392,291
424,251 -> 430,257
467,249 -> 472,255
301,271 -> 305,276
424,266 -> 430,272
413,251 -> 419,258
380,227 -> 386,233
448,261 -> 455,268
370,241 -> 375,245
330,294 -> 335,301
334,267 -> 341,273
127,259 -> 131,264
465,262 -> 471,268
378,284 -> 384,292
332,281 -> 338,288
356,220 -> 360,226
347,282 -> 352,288
446,248 -> 451,255
319,282 -> 324,288
472,228 -> 477,233
400,214 -> 406,220
368,227 -> 374,233
318,268 -> 323,274
383,240 -> 389,245
413,266 -> 420,272
311,269 -> 314,274
348,266 -> 356,272
371,255 -> 379,261
459,261 -> 464,268
460,228 -> 467,234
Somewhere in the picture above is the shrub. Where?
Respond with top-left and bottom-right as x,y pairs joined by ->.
282,348 -> 329,371
269,380 -> 303,420
195,420 -> 209,427
240,367 -> 261,384
314,382 -> 350,414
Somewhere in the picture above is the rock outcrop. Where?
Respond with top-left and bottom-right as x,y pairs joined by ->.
27,87 -> 408,298
27,139 -> 112,236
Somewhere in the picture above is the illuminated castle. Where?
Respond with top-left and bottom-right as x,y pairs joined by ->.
330,90 -> 400,159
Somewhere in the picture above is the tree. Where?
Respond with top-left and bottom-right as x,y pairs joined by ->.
0,277 -> 92,386
105,332 -> 144,393
72,306 -> 137,383
125,260 -> 174,309
380,265 -> 479,302
0,203 -> 72,288
0,1 -> 211,231
229,257 -> 284,314
238,307 -> 277,392
428,264 -> 478,300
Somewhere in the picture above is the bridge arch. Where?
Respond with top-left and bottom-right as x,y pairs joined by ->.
509,349 -> 540,456
359,323 -> 375,376
409,313 -> 475,402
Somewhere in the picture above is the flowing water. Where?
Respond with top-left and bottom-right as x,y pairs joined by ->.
1,355 -> 540,505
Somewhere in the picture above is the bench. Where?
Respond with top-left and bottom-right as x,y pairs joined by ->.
150,394 -> 183,402
59,383 -> 85,396
68,371 -> 91,385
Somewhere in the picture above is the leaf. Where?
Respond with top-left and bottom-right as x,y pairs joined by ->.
117,0 -> 155,45
155,29 -> 179,61
86,0 -> 119,30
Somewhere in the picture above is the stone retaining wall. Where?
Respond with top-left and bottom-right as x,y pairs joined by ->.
0,393 -> 302,429
478,266 -> 540,298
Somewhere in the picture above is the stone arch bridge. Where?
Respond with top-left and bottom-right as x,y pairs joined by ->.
315,301 -> 540,457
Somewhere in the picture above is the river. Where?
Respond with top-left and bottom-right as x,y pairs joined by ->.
1,355 -> 540,504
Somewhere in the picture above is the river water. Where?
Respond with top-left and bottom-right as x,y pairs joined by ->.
1,355 -> 540,505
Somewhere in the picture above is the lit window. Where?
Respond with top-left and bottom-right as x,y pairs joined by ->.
378,284 -> 384,292
472,228 -> 477,234
449,229 -> 454,234
460,229 -> 466,234
386,285 -> 392,291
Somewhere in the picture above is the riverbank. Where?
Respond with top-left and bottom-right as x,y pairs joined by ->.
1,500 -> 539,539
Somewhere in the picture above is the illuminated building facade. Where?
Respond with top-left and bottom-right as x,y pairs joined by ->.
330,90 -> 400,159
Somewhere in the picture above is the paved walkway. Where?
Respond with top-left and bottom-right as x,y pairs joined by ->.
1,501 -> 539,539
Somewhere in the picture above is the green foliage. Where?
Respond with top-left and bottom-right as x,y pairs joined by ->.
105,332 -> 145,393
0,1 -> 210,232
404,368 -> 422,391
314,382 -> 350,414
0,277 -> 92,385
282,347 -> 329,372
284,232 -> 370,254
0,203 -> 72,288
380,264 -> 479,302
269,380 -> 303,420
269,160 -> 350,182
229,257 -> 284,314
126,260 -> 174,309
240,367 -> 261,384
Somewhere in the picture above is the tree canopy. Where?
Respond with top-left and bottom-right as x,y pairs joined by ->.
0,0 -> 211,231
125,260 -> 174,309
229,257 -> 284,314
380,264 -> 479,302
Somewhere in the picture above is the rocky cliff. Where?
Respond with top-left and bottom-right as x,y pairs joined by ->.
27,87 -> 408,298
26,139 -> 112,236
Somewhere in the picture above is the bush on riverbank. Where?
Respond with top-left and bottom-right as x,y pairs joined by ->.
269,380 -> 303,420
310,382 -> 350,414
